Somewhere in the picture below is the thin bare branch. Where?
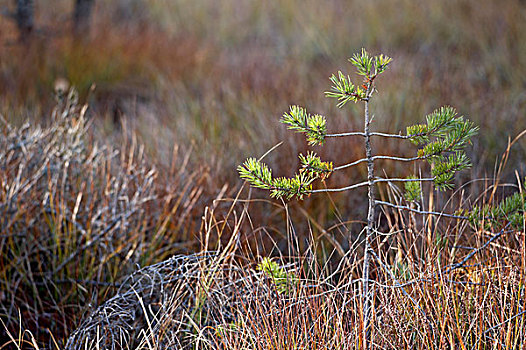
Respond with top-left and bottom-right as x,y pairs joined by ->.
372,155 -> 422,162
444,223 -> 512,274
374,177 -> 435,184
375,200 -> 468,219
326,132 -> 366,137
370,132 -> 410,139
334,158 -> 368,171
310,181 -> 370,193
483,309 -> 526,338
333,155 -> 423,172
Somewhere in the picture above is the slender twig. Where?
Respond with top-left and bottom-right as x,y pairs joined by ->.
370,130 -> 446,141
483,309 -> 526,338
312,177 -> 434,193
326,132 -> 366,137
444,223 -> 512,274
334,158 -> 368,171
370,132 -> 410,139
372,155 -> 422,162
334,155 -> 424,171
374,177 -> 435,184
309,181 -> 370,193
375,200 -> 468,219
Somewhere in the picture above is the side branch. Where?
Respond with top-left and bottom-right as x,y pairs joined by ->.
334,158 -> 368,171
375,200 -> 468,219
370,132 -> 410,139
334,155 -> 425,171
372,155 -> 421,162
444,223 -> 512,274
310,181 -> 370,193
307,178 -> 433,194
326,132 -> 366,137
374,177 -> 435,183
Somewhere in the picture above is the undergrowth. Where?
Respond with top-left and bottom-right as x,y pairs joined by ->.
0,89 -> 214,346
0,0 -> 525,349
1,92 -> 524,349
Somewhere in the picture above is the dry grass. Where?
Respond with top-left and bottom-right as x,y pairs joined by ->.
63,178 -> 525,349
0,90 -> 221,346
6,187 -> 524,349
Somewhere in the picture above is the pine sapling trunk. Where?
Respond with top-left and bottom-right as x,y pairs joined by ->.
362,82 -> 374,348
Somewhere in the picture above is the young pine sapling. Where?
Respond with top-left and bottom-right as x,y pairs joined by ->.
238,49 -> 478,347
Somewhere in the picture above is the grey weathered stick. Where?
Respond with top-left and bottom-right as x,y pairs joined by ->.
374,177 -> 435,183
370,132 -> 410,139
362,83 -> 375,349
483,309 -> 526,338
375,200 -> 468,220
326,131 -> 366,137
334,158 -> 368,171
309,180 -> 370,193
444,223 -> 512,274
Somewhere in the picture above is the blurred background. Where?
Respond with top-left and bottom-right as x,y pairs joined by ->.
2,0 -> 525,173
3,0 -> 525,238
1,0 -> 526,346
